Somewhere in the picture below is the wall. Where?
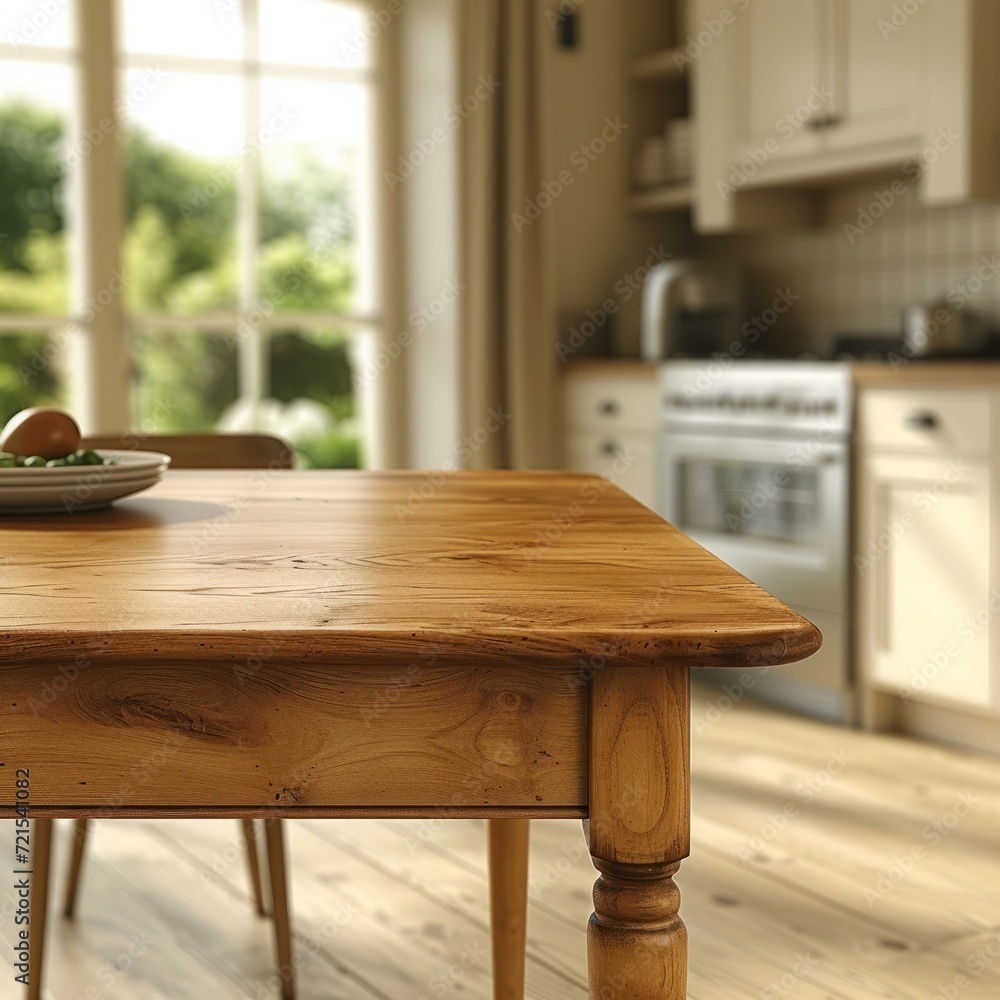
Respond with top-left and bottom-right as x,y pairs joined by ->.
399,0 -> 461,469
541,0 -> 693,360
698,179 -> 1000,358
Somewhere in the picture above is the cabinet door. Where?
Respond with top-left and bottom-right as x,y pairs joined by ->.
565,430 -> 656,509
732,0 -> 827,162
859,454 -> 991,709
826,0 -> 923,151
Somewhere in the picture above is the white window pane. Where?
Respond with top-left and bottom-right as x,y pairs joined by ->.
0,0 -> 75,50
259,0 -> 371,69
0,62 -> 73,316
122,69 -> 244,315
259,77 -> 369,313
119,0 -> 243,61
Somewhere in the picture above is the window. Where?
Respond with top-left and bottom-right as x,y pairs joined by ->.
0,0 -> 378,467
0,3 -> 75,415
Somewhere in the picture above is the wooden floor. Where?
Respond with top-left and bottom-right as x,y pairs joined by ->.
3,683 -> 1000,999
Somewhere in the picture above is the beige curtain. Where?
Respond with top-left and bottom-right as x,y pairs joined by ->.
456,0 -> 558,470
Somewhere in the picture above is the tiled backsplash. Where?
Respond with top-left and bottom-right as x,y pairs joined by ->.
698,180 -> 1000,357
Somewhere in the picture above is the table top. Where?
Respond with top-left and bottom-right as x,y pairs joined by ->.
0,470 -> 821,670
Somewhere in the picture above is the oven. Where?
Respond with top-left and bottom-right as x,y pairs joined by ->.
656,361 -> 854,722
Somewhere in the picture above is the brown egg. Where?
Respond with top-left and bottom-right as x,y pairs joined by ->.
0,407 -> 82,460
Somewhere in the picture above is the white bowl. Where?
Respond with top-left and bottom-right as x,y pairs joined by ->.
0,451 -> 169,513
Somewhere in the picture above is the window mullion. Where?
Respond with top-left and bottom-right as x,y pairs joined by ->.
71,0 -> 130,433
237,0 -> 267,414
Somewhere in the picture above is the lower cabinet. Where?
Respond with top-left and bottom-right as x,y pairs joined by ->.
565,429 -> 656,509
857,390 -> 996,717
563,364 -> 658,509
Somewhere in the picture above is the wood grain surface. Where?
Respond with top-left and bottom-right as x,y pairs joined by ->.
0,664 -> 587,811
0,470 -> 820,671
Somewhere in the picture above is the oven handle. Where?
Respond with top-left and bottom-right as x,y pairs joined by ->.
659,432 -> 847,468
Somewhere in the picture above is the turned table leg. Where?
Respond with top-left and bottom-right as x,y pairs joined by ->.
587,665 -> 690,999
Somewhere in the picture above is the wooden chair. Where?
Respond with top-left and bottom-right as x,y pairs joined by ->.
34,434 -> 297,999
82,431 -> 294,470
30,433 -> 532,1000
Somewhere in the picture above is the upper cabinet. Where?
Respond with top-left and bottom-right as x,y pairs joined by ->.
826,0 -> 923,152
692,0 -> 1000,231
732,0 -> 828,163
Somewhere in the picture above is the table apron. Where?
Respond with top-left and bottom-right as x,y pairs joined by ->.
0,661 -> 589,814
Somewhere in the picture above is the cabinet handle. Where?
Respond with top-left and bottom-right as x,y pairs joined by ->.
598,400 -> 619,416
600,441 -> 619,456
906,411 -> 939,430
806,114 -> 842,131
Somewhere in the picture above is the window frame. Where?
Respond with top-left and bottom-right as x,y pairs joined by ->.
0,0 -> 383,443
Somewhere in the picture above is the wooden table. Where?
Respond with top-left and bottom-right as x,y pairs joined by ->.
0,471 -> 820,998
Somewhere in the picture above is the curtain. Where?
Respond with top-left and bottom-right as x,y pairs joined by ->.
456,0 -> 558,470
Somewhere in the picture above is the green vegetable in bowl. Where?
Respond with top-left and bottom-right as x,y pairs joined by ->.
0,449 -> 114,469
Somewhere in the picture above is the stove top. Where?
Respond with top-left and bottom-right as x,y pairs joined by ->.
658,359 -> 854,436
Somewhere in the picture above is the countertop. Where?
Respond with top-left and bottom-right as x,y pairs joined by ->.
563,357 -> 658,377
851,360 -> 1000,388
565,356 -> 1000,388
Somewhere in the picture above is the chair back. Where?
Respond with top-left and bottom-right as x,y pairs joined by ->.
81,432 -> 294,470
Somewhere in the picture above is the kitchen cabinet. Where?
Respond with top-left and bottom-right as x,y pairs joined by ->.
731,0 -> 827,164
563,363 -> 658,508
692,0 -> 1000,231
857,390 -> 996,717
826,0 -> 923,153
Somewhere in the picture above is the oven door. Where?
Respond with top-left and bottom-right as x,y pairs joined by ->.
657,430 -> 848,615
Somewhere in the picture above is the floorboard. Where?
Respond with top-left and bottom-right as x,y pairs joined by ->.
2,682 -> 998,998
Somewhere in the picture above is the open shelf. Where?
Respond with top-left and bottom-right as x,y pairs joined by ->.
628,183 -> 693,212
629,46 -> 687,81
